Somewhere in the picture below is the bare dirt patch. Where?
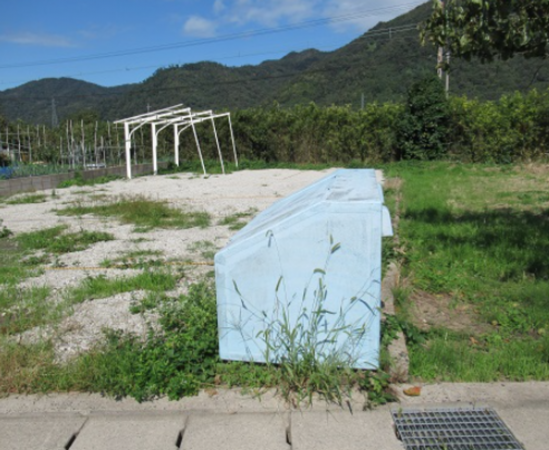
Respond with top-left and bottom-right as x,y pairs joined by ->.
19,291 -> 158,362
383,177 -> 403,192
409,290 -> 491,335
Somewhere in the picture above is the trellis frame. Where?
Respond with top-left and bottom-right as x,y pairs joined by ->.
114,105 -> 238,179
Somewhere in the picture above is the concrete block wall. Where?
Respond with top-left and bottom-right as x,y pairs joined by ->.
0,163 -> 168,197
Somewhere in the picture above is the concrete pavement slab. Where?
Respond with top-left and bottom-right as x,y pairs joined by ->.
290,408 -> 403,450
180,412 -> 290,450
0,413 -> 86,450
0,383 -> 548,450
395,381 -> 549,407
497,407 -> 549,450
69,412 -> 185,450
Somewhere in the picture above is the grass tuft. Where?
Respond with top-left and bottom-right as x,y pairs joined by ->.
66,270 -> 179,305
187,240 -> 217,260
16,226 -> 114,254
0,285 -> 53,334
58,195 -> 211,231
6,193 -> 47,205
218,209 -> 257,231
57,173 -> 121,189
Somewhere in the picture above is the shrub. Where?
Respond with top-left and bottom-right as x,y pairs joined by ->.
397,76 -> 450,160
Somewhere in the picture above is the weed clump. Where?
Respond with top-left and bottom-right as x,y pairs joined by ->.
57,172 -> 121,189
58,195 -> 211,231
6,193 -> 47,205
218,209 -> 257,231
67,281 -> 219,400
16,226 -> 114,254
0,220 -> 12,239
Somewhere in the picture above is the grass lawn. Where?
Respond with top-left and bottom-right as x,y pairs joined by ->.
384,162 -> 549,381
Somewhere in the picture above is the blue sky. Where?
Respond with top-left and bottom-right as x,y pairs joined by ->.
0,0 -> 425,91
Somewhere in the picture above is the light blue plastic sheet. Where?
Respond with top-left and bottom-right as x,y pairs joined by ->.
215,169 -> 392,369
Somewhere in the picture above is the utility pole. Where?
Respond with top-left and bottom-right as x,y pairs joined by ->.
437,1 -> 450,97
437,1 -> 445,80
42,125 -> 46,154
81,119 -> 86,168
66,121 -> 70,167
445,51 -> 450,97
94,121 -> 98,165
27,125 -> 32,163
17,123 -> 21,162
5,126 -> 10,160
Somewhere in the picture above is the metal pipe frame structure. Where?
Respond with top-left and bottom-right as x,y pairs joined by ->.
114,105 -> 238,179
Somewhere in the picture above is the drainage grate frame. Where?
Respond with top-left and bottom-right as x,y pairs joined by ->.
391,405 -> 525,450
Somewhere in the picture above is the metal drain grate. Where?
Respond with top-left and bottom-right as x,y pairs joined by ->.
391,406 -> 524,450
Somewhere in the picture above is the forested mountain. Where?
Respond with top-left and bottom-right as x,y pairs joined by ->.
104,49 -> 325,119
2,2 -> 549,124
273,2 -> 549,106
0,78 -> 133,125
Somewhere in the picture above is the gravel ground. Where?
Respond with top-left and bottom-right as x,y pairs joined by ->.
1,168 -> 335,360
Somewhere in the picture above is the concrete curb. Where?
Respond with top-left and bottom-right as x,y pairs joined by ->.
381,171 -> 410,382
381,262 -> 410,382
2,384 -> 549,450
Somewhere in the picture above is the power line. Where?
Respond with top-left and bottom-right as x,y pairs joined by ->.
0,2 -> 424,70
0,45 -> 340,87
0,23 -> 421,92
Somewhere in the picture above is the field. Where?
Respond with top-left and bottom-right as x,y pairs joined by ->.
0,163 -> 548,403
384,162 -> 549,381
2,168 -> 366,402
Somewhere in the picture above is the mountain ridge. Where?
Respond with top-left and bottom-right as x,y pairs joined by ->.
2,2 -> 549,124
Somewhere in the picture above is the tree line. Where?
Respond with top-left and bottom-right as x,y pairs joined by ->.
1,78 -> 549,174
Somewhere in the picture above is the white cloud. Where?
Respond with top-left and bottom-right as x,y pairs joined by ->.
178,0 -> 421,40
183,16 -> 218,37
213,0 -> 226,14
0,31 -> 75,47
323,0 -> 423,33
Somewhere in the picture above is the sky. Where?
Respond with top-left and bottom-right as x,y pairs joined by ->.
0,0 -> 426,91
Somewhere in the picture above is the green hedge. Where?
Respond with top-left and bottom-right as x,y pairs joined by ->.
448,90 -> 549,163
227,88 -> 549,165
231,102 -> 401,164
4,86 -> 549,166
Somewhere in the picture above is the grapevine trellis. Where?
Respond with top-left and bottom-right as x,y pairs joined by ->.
0,107 -> 238,178
0,120 -> 127,169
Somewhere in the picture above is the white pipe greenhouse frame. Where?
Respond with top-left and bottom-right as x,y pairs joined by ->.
114,105 -> 238,179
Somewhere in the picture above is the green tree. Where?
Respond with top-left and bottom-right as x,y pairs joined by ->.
397,76 -> 450,160
421,0 -> 549,65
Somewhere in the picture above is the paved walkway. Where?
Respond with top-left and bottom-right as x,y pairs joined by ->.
1,382 -> 548,450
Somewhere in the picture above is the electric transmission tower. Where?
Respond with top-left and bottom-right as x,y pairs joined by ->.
51,97 -> 59,128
